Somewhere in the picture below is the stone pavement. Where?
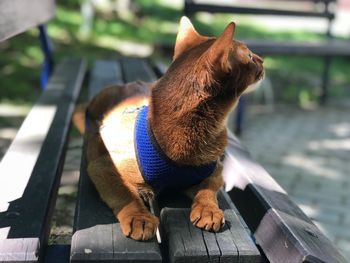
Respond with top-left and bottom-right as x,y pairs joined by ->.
239,103 -> 350,261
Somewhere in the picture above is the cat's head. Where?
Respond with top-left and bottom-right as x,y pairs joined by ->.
151,17 -> 264,126
170,16 -> 264,99
149,17 -> 264,163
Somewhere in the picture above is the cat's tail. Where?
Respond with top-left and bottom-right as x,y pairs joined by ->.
72,103 -> 88,135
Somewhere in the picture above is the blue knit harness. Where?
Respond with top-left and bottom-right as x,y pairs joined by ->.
134,106 -> 217,192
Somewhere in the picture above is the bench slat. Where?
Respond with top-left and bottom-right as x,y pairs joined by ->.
0,58 -> 87,262
184,1 -> 334,19
88,60 -> 124,98
121,57 -> 158,83
0,0 -> 55,41
71,59 -> 162,263
246,39 -> 350,56
161,206 -> 261,263
161,209 -> 210,263
224,131 -> 348,263
217,190 -> 262,262
159,189 -> 261,263
157,39 -> 350,58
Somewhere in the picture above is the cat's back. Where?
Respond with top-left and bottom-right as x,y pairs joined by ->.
95,82 -> 151,184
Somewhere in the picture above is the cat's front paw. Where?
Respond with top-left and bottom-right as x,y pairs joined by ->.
190,202 -> 225,232
119,212 -> 159,241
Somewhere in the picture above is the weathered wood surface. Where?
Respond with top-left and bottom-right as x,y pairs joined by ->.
158,190 -> 261,263
246,39 -> 350,56
184,0 -> 335,19
121,57 -> 158,83
71,59 -> 162,262
158,39 -> 350,58
0,58 -> 86,262
224,131 -> 348,263
0,0 -> 55,41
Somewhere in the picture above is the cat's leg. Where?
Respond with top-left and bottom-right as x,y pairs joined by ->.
87,156 -> 159,240
185,162 -> 225,232
86,135 -> 158,241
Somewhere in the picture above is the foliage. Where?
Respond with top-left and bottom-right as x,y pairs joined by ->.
0,0 -> 349,105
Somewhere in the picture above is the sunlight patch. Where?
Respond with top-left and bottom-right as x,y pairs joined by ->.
329,123 -> 350,138
308,139 -> 350,151
283,154 -> 341,179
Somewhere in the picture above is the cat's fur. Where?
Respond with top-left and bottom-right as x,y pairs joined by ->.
74,17 -> 264,241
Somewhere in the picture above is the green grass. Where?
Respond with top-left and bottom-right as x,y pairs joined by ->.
1,0 -> 350,106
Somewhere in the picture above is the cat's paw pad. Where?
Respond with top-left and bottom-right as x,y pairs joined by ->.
190,203 -> 225,232
119,212 -> 159,241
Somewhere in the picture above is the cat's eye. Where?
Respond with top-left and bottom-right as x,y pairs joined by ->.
248,53 -> 253,60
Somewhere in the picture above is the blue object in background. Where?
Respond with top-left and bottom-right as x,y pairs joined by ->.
38,25 -> 54,90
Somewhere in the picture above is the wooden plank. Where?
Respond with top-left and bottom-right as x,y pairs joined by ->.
71,59 -> 162,262
0,238 -> 39,262
121,57 -> 157,83
112,222 -> 161,262
0,0 -> 55,41
161,207 -> 261,263
88,60 -> 124,98
156,39 -> 350,60
224,131 -> 348,263
159,190 -> 260,262
217,190 -> 261,262
161,208 -> 217,263
184,1 -> 334,19
0,58 -> 87,262
245,39 -> 350,56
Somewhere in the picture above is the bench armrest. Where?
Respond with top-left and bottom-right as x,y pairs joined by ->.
224,131 -> 347,263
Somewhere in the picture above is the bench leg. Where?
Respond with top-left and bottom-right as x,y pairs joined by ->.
234,96 -> 245,135
38,25 -> 54,90
320,14 -> 334,105
320,56 -> 332,105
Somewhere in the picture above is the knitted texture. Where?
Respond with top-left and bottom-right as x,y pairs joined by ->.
134,106 -> 217,192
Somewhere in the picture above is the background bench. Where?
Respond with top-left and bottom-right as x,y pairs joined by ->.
184,0 -> 350,104
0,0 -> 348,262
183,0 -> 350,133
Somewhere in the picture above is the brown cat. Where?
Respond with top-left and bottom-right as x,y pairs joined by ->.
75,17 -> 264,241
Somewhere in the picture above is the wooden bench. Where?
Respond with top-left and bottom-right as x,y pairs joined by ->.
70,58 -> 261,263
0,0 -> 85,261
0,1 -> 348,262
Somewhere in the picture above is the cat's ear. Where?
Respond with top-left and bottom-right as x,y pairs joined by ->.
173,16 -> 208,60
207,22 -> 236,71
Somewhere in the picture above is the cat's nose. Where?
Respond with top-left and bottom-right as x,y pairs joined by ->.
253,55 -> 264,64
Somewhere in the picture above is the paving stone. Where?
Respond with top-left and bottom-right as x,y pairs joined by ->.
341,212 -> 350,226
336,239 -> 350,257
240,103 -> 350,259
290,188 -> 344,205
